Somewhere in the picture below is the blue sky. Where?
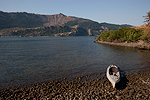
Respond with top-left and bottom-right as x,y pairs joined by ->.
0,0 -> 150,26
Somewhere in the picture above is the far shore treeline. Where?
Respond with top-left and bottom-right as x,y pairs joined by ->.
1,25 -> 88,37
0,11 -> 132,37
97,11 -> 150,43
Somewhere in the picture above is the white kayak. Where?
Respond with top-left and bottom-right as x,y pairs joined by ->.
106,65 -> 120,88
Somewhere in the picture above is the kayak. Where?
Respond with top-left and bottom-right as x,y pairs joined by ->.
106,65 -> 120,88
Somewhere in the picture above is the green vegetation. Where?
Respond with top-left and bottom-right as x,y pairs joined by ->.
0,11 -> 43,29
65,21 -> 78,26
0,11 -> 133,37
97,11 -> 150,43
65,20 -> 104,36
100,23 -> 132,30
1,25 -> 90,37
97,27 -> 150,42
73,27 -> 88,36
140,25 -> 150,42
65,21 -> 132,36
2,25 -> 72,37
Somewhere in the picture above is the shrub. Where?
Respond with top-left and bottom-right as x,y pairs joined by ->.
140,26 -> 150,42
97,27 -> 143,42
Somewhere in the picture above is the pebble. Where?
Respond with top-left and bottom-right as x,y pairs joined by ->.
116,95 -> 121,99
0,71 -> 150,99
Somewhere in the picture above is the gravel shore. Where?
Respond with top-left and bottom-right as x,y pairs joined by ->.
95,40 -> 150,50
0,70 -> 150,100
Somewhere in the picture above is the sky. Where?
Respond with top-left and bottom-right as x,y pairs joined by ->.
0,0 -> 150,26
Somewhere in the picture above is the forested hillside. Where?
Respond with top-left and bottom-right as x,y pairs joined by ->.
0,11 -> 132,37
0,11 -> 43,29
1,25 -> 88,37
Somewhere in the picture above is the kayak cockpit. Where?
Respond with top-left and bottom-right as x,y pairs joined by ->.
109,67 -> 120,77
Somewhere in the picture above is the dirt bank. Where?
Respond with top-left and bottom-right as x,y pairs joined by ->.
95,40 -> 150,50
0,70 -> 150,99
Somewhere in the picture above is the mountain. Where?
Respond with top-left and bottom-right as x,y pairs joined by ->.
0,11 -> 132,37
0,11 -> 90,29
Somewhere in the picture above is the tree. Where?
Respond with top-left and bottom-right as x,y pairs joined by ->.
143,11 -> 150,25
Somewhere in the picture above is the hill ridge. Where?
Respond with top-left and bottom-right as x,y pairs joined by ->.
0,11 -> 132,36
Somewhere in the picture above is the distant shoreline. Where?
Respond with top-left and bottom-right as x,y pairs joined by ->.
95,40 -> 150,50
0,35 -> 94,38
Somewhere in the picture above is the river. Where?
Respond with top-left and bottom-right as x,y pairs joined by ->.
0,37 -> 150,89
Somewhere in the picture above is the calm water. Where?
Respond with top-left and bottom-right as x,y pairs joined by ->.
0,37 -> 150,89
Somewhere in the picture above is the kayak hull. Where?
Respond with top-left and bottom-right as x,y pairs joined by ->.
106,65 -> 120,88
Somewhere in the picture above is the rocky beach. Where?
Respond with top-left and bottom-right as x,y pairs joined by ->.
0,69 -> 150,100
95,40 -> 150,50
